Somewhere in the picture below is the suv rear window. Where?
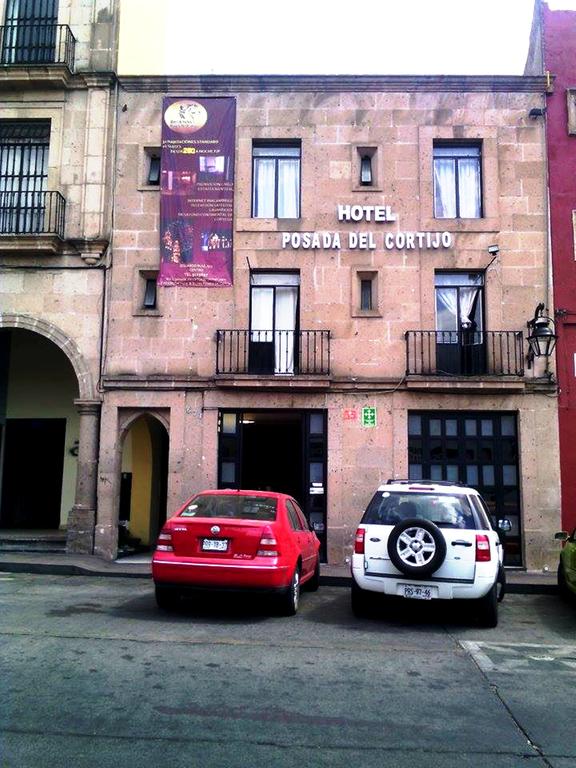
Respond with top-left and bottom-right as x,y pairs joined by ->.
362,491 -> 476,530
180,495 -> 277,521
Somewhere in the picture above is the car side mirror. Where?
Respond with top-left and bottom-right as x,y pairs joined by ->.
497,518 -> 512,533
555,531 -> 569,542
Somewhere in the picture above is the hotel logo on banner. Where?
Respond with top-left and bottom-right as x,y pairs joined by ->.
159,97 -> 236,287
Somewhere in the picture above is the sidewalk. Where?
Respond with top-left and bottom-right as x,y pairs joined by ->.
0,552 -> 559,593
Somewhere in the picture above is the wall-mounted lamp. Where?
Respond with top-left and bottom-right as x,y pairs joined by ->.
527,303 -> 557,369
528,107 -> 547,119
487,244 -> 499,256
360,155 -> 373,186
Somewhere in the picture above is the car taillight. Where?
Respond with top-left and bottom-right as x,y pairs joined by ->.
257,526 -> 279,557
156,531 -> 173,552
354,528 -> 365,555
475,534 -> 491,562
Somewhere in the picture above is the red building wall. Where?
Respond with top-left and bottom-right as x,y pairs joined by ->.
543,4 -> 576,532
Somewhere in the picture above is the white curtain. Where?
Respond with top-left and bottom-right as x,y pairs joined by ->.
253,158 -> 275,217
458,159 -> 481,218
277,159 -> 300,218
433,159 -> 456,218
250,287 -> 274,342
436,287 -> 458,343
459,287 -> 480,329
274,287 -> 298,373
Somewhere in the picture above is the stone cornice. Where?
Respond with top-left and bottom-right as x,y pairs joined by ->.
0,67 -> 116,92
118,74 -> 551,94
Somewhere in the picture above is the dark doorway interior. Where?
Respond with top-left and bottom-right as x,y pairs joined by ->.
241,414 -> 303,504
0,418 -> 65,529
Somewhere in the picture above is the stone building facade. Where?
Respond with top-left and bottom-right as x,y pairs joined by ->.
0,0 -> 116,549
93,73 -> 560,570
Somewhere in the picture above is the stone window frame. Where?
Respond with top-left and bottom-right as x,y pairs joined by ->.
351,143 -> 383,192
350,267 -> 381,318
132,266 -> 161,316
418,126 -> 500,233
137,146 -> 161,192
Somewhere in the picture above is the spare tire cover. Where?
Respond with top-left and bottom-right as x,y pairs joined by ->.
387,518 -> 447,577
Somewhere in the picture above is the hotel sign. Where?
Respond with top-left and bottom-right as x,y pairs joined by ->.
281,204 -> 453,251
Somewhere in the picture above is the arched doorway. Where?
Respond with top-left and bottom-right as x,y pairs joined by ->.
118,414 -> 169,554
0,328 -> 79,530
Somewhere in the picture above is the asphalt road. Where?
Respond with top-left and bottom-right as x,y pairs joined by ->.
0,574 -> 575,768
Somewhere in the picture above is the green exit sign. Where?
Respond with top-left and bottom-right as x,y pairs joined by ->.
361,407 -> 377,427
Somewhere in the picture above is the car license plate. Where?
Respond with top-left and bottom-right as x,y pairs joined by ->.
401,584 -> 438,600
202,538 -> 228,552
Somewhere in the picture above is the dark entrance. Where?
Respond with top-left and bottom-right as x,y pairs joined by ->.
408,411 -> 522,566
0,418 -> 65,529
218,409 -> 328,559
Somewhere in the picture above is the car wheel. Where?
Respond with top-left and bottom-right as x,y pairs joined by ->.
155,585 -> 180,611
476,583 -> 498,628
387,518 -> 447,577
351,580 -> 374,618
305,557 -> 320,592
496,565 -> 506,603
278,566 -> 300,616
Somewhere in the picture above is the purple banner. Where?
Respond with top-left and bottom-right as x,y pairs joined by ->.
159,97 -> 235,287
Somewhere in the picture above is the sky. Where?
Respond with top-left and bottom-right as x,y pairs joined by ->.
118,0 -> 576,77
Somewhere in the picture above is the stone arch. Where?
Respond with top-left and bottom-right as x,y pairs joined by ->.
117,409 -> 171,550
0,313 -> 96,400
118,409 -> 171,443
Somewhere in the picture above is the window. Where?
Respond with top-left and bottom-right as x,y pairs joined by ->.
352,269 -> 379,317
147,155 -> 160,186
435,272 -> 485,375
360,279 -> 373,311
252,141 -> 300,219
2,0 -> 58,64
249,272 -> 300,374
435,272 -> 484,334
134,269 -> 160,315
433,143 -> 481,219
0,120 -> 50,234
143,278 -> 157,309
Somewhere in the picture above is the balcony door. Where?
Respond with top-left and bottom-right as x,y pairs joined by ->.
2,0 -> 58,64
435,271 -> 486,375
0,120 -> 49,234
249,272 -> 300,374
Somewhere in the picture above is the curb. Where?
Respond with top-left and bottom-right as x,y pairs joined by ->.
0,561 -> 559,594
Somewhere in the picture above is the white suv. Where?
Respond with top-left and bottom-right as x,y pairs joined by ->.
351,480 -> 506,627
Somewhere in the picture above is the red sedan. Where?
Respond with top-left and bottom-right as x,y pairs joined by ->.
152,489 -> 321,615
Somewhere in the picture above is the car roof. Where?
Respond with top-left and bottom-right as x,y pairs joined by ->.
377,480 -> 480,496
194,489 -> 288,499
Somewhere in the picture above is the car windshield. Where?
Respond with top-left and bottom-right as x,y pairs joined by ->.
362,491 -> 475,529
179,494 -> 278,521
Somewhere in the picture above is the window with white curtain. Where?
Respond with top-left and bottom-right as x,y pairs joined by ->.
252,141 -> 301,219
433,143 -> 482,219
435,272 -> 484,340
250,272 -> 300,374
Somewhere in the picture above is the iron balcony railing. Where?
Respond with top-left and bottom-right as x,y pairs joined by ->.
216,329 -> 331,375
405,330 -> 525,377
0,24 -> 76,70
0,190 -> 66,238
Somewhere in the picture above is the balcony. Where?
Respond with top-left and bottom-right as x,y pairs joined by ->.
0,24 -> 76,88
405,330 -> 525,377
1,23 -> 75,68
0,190 -> 66,254
216,330 -> 331,378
